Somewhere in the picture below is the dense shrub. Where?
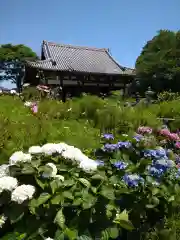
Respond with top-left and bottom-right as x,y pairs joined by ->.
157,91 -> 180,103
22,87 -> 41,101
1,127 -> 180,239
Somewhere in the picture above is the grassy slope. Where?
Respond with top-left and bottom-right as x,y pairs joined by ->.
1,94 -> 180,163
0,96 -> 101,163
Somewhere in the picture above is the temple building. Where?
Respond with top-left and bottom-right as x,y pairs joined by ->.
24,40 -> 135,97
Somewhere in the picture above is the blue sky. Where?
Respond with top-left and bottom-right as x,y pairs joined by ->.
0,0 -> 179,69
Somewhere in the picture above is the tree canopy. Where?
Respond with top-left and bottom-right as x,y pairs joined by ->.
0,44 -> 37,91
0,44 -> 37,61
135,30 -> 180,93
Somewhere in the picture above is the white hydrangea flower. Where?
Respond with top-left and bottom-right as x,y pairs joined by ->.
55,143 -> 69,154
0,176 -> 18,193
79,159 -> 98,172
9,151 -> 32,165
42,163 -> 58,178
24,101 -> 33,107
0,164 -> 9,177
11,184 -> 35,204
61,146 -> 88,163
28,146 -> 42,154
23,153 -> 32,162
0,215 -> 7,228
45,238 -> 54,240
54,175 -> 64,181
41,143 -> 59,155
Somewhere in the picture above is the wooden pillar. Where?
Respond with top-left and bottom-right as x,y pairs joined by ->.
58,74 -> 66,102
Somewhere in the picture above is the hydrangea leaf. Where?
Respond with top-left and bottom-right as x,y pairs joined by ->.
7,205 -> 25,224
63,191 -> 74,200
108,227 -> 119,238
63,179 -> 75,187
51,194 -> 63,205
113,210 -> 134,231
54,208 -> 65,229
50,179 -> 63,194
73,197 -> 82,206
64,228 -> 78,240
100,186 -> 115,200
29,192 -> 51,210
35,177 -> 47,190
54,230 -> 65,240
21,164 -> 35,174
79,178 -> 91,188
91,174 -> 106,181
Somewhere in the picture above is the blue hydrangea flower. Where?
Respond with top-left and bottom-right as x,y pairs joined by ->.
144,148 -> 168,160
144,150 -> 158,158
114,161 -> 128,170
148,166 -> 164,177
117,141 -> 131,149
156,159 -> 175,168
103,143 -> 119,152
102,133 -> 114,140
123,173 -> 144,187
175,154 -> 180,164
155,148 -> 167,158
133,134 -> 144,142
148,159 -> 175,178
176,169 -> 180,178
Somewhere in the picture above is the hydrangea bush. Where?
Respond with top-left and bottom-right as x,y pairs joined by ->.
1,127 -> 180,239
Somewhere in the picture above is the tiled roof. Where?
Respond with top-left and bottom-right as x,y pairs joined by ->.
26,41 -> 135,76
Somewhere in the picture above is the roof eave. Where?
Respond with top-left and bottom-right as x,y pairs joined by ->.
25,63 -> 135,76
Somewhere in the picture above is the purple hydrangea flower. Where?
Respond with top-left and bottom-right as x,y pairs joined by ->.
123,173 -> 144,187
148,159 -> 175,177
176,168 -> 180,178
102,133 -> 114,140
144,148 -> 167,160
114,161 -> 128,170
175,154 -> 180,164
156,148 -> 167,158
148,166 -> 164,177
133,134 -> 144,142
117,141 -> 131,149
103,143 -> 119,152
144,150 -> 158,158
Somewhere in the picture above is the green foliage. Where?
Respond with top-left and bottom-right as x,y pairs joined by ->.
1,128 -> 180,239
0,94 -> 163,162
157,91 -> 180,103
135,30 -> 180,93
4,93 -> 180,162
2,93 -> 180,238
22,87 -> 41,101
0,44 -> 37,61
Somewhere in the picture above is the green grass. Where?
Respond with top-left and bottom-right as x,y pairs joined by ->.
1,93 -> 180,163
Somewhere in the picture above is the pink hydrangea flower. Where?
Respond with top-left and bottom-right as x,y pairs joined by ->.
31,103 -> 38,114
137,126 -> 152,135
177,163 -> 180,168
159,129 -> 171,137
168,133 -> 180,141
175,142 -> 180,149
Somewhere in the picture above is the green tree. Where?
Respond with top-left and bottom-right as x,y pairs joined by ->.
135,30 -> 180,93
0,44 -> 37,61
0,44 -> 37,91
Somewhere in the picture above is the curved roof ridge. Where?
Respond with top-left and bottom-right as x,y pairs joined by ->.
43,40 -> 108,52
